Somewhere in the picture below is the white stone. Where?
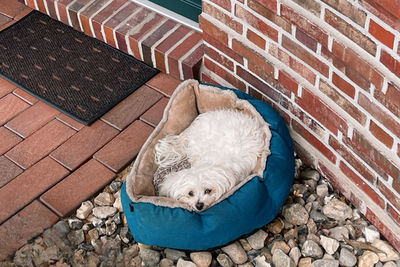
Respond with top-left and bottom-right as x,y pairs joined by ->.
190,251 -> 212,267
289,247 -> 301,266
302,240 -> 323,258
372,240 -> 400,262
320,235 -> 339,255
221,241 -> 248,264
94,192 -> 114,206
92,206 -> 117,219
254,255 -> 271,267
322,198 -> 352,221
363,225 -> 380,243
247,229 -> 268,250
316,184 -> 329,198
76,201 -> 94,220
339,248 -> 357,267
177,258 -> 196,267
272,249 -> 296,267
358,251 -> 379,267
113,195 -> 123,212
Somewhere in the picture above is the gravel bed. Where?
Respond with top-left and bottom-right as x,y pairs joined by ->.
1,158 -> 399,267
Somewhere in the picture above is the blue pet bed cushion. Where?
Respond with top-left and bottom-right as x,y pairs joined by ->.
121,80 -> 294,250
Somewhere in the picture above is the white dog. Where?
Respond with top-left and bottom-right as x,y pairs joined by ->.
154,109 -> 266,211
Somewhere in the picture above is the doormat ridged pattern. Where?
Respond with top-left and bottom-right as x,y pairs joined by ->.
0,11 -> 159,125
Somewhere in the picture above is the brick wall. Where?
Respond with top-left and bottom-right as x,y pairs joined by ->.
199,0 -> 400,250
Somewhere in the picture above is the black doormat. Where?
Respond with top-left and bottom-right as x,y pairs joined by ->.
0,11 -> 159,125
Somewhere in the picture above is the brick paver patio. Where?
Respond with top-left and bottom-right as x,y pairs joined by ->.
0,0 -> 188,258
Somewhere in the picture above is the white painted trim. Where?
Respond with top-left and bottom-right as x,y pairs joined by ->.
131,0 -> 201,32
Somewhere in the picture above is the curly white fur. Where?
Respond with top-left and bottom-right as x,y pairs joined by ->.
155,109 -> 266,211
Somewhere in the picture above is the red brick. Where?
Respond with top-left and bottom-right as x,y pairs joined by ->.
233,39 -> 274,82
358,92 -> 400,137
288,103 -> 325,138
332,72 -> 355,98
380,49 -> 400,78
0,201 -> 58,260
94,120 -> 153,172
378,180 -> 400,212
388,204 -> 400,226
369,120 -> 394,148
203,33 -> 244,65
206,45 -> 234,72
204,57 -> 246,91
297,88 -> 348,135
367,0 -> 400,19
45,0 -> 59,19
50,120 -> 118,171
295,29 -> 318,52
203,1 -> 242,34
146,73 -> 181,97
282,35 -> 329,77
209,0 -> 232,12
361,0 -> 400,32
168,31 -> 203,79
248,0 -> 291,32
292,0 -> 321,16
40,159 -> 115,216
141,19 -> 178,66
56,0 -> 74,25
319,81 -> 366,125
346,129 -> 400,180
292,120 -> 337,163
91,0 -> 128,40
281,5 -> 328,47
0,94 -> 30,125
0,0 -> 26,18
269,44 -> 316,84
325,9 -> 376,55
279,70 -> 298,95
12,88 -> 38,105
6,120 -> 75,169
369,19 -> 395,49
13,6 -> 32,21
322,0 -> 367,26
140,97 -> 169,127
0,78 -> 16,98
201,72 -> 221,85
0,126 -> 22,155
0,13 -> 11,26
0,156 -> 23,188
182,43 -> 204,80
56,113 -> 85,131
5,101 -> 60,138
0,157 -> 68,224
101,85 -> 162,130
68,0 -> 93,31
374,83 -> 400,118
154,25 -> 192,73
253,0 -> 277,12
247,29 -> 266,49
103,2 -> 138,47
36,0 -> 47,13
235,4 -> 278,42
329,135 -> 376,183
79,0 -> 112,36
128,13 -> 164,60
339,161 -> 385,209
199,15 -> 228,45
0,18 -> 15,31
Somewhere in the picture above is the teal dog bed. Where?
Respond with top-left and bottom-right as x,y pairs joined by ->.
121,80 -> 294,250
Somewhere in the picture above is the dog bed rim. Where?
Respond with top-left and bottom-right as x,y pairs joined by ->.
125,79 -> 272,211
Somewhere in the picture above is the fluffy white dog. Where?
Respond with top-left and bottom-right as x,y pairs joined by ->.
154,109 -> 266,211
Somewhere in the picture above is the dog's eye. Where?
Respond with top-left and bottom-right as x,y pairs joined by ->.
204,189 -> 211,194
188,191 -> 194,197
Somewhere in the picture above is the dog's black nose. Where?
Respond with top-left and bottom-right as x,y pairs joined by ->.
196,202 -> 204,210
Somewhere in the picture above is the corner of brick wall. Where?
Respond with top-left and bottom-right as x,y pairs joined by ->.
200,0 -> 400,251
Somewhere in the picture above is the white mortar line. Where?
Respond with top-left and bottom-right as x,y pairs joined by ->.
43,0 -> 50,15
77,0 -> 97,32
138,17 -> 167,62
65,0 -> 77,26
178,41 -> 203,80
163,30 -> 194,74
87,0 -> 113,37
151,23 -> 181,68
54,0 -> 61,21
100,1 -> 131,44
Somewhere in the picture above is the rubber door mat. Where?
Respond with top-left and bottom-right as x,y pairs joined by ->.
0,11 -> 159,125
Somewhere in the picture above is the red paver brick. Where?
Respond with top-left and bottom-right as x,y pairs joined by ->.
140,97 -> 169,127
5,101 -> 60,138
0,94 -> 30,126
0,0 -> 26,18
56,113 -> 85,131
50,120 -> 119,170
154,25 -> 192,73
0,13 -> 11,25
0,79 -> 16,98
0,19 -> 15,31
94,120 -> 154,172
13,6 -> 32,21
146,73 -> 181,97
0,157 -> 68,224
0,156 -> 23,188
101,85 -> 162,130
6,120 -> 76,169
168,31 -> 203,79
12,88 -> 38,105
40,159 -> 115,217
91,0 -> 127,40
0,126 -> 22,155
0,200 -> 58,260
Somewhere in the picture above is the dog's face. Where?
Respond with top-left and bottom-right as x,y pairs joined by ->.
158,166 -> 234,211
